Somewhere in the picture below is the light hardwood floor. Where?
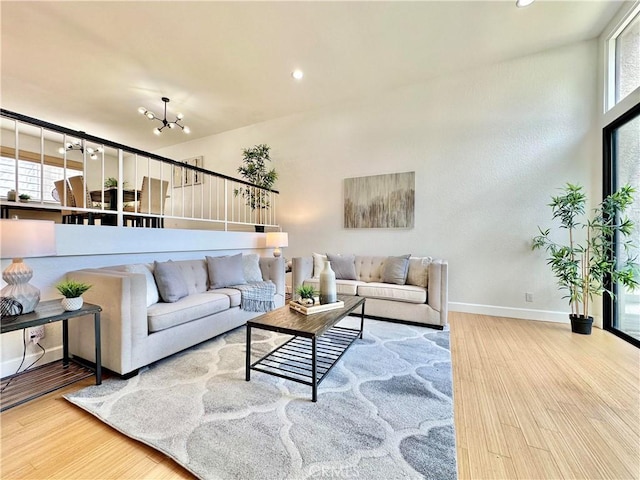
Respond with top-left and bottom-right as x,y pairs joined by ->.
1,312 -> 638,479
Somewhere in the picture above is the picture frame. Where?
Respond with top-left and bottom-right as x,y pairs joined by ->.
173,155 -> 204,187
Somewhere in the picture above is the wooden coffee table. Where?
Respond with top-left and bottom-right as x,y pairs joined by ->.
245,295 -> 365,402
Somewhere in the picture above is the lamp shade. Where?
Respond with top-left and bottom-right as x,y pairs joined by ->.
265,232 -> 288,248
0,219 -> 57,259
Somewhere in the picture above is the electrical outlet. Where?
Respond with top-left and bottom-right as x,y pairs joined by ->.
525,292 -> 534,303
29,326 -> 45,344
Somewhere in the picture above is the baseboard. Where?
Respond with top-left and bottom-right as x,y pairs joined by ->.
448,302 -> 569,323
0,345 -> 62,379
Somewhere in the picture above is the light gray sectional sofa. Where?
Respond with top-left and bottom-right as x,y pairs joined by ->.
67,255 -> 284,377
292,254 -> 448,329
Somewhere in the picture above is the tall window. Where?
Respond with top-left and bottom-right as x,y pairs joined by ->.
603,104 -> 640,347
603,5 -> 640,347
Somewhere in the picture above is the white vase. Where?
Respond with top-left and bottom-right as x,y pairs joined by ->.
319,261 -> 337,304
61,296 -> 83,311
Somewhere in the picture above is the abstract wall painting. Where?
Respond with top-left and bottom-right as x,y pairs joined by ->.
344,171 -> 415,229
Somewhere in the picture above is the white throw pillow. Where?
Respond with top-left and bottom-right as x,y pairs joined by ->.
242,254 -> 263,282
312,252 -> 327,279
125,263 -> 160,307
406,257 -> 431,288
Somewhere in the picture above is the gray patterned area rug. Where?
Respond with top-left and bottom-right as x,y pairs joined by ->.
65,317 -> 457,480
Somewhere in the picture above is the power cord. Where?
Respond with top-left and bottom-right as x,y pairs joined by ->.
1,330 -> 47,394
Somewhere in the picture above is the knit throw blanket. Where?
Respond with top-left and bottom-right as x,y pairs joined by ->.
231,281 -> 276,312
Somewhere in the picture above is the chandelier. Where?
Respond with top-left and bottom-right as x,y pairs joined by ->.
58,140 -> 103,160
138,97 -> 190,135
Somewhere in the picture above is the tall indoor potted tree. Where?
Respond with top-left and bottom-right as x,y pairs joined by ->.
532,183 -> 639,334
234,144 -> 278,232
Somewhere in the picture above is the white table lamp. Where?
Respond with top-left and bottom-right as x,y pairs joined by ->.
265,232 -> 288,258
1,219 -> 57,314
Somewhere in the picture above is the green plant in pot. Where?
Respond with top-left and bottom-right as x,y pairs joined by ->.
18,193 -> 30,202
295,285 -> 317,306
532,183 -> 639,334
56,280 -> 92,312
234,144 -> 278,232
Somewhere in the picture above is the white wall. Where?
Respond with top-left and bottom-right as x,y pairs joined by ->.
156,40 -> 600,323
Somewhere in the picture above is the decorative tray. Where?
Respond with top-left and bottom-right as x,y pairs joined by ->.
289,300 -> 345,315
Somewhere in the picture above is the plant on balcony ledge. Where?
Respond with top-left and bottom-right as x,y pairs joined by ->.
234,144 -> 277,232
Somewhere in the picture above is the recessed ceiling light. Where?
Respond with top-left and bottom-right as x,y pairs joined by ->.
516,0 -> 535,7
292,69 -> 304,80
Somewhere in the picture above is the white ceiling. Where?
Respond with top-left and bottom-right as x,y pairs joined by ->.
1,1 -> 624,152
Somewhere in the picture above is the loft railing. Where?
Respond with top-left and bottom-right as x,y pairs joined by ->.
0,109 -> 279,230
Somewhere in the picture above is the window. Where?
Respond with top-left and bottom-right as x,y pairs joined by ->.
0,150 -> 82,202
603,103 -> 640,347
615,11 -> 639,104
608,8 -> 640,109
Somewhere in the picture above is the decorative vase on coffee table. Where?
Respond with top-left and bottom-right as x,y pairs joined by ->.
319,261 -> 337,304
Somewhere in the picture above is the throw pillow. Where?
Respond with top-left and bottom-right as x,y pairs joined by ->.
406,257 -> 432,288
312,252 -> 327,279
153,260 -> 189,303
326,253 -> 357,280
207,253 -> 246,289
242,254 -> 263,283
381,254 -> 411,285
124,263 -> 159,307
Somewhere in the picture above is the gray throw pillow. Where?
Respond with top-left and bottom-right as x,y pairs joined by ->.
382,254 -> 411,285
207,253 -> 247,289
326,253 -> 357,280
242,254 -> 263,282
153,260 -> 189,303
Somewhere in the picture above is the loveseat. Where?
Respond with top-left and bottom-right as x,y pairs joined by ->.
67,254 -> 284,377
292,254 -> 447,329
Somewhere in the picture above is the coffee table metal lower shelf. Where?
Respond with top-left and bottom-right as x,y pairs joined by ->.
249,325 -> 361,395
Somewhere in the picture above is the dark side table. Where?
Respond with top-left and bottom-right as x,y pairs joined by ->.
1,300 -> 102,411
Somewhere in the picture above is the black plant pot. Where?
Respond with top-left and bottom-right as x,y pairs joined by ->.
569,314 -> 593,335
254,225 -> 265,233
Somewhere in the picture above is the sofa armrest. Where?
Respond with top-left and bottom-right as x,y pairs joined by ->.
292,256 -> 313,294
66,269 -> 148,375
259,257 -> 285,296
428,259 -> 449,326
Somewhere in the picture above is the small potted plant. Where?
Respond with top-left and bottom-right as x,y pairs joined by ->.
18,193 -> 30,203
532,183 -> 639,334
234,144 -> 278,232
295,285 -> 317,306
56,280 -> 92,311
104,177 -> 118,188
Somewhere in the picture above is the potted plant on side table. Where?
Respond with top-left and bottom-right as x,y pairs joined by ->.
234,144 -> 278,232
56,280 -> 92,311
532,183 -> 639,334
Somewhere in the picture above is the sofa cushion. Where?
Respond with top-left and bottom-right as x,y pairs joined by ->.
124,263 -> 159,307
326,253 -> 357,280
209,288 -> 241,307
147,292 -> 231,332
207,254 -> 246,289
173,259 -> 209,294
303,278 -> 363,296
407,257 -> 431,288
381,254 -> 411,285
354,256 -> 387,282
242,254 -> 263,282
312,252 -> 327,279
153,260 -> 189,303
357,282 -> 427,304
